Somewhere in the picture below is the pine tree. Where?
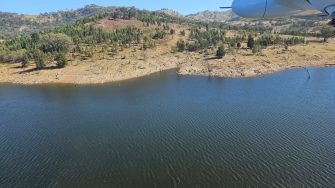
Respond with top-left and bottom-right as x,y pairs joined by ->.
216,46 -> 225,58
55,53 -> 68,68
320,24 -> 334,42
237,42 -> 241,49
21,53 -> 30,68
177,40 -> 185,52
247,34 -> 255,49
33,50 -> 45,69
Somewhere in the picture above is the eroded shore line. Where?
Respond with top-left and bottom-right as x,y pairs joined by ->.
0,63 -> 334,85
1,43 -> 335,85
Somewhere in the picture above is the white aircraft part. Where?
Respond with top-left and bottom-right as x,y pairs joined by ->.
309,0 -> 335,13
264,0 -> 308,17
326,6 -> 335,16
232,0 -> 267,18
232,0 -> 335,18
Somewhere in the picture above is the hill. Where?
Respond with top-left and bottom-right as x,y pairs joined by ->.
0,4 -> 119,39
156,9 -> 183,18
186,10 -> 240,22
0,5 -> 334,84
0,5 -> 330,39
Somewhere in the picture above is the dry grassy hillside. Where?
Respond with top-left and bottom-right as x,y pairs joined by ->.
1,16 -> 335,84
0,6 -> 334,84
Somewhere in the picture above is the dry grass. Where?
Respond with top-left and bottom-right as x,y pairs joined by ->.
1,19 -> 334,84
178,41 -> 335,78
95,18 -> 144,31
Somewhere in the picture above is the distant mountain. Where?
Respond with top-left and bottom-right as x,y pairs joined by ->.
156,9 -> 183,18
186,10 -> 241,23
0,5 -> 328,39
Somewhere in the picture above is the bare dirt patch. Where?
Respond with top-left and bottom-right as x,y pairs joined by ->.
95,18 -> 144,31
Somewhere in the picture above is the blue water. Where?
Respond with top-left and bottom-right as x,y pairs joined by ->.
0,68 -> 335,187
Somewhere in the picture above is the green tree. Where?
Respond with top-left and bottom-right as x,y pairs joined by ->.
237,42 -> 241,49
153,30 -> 166,40
143,36 -> 154,50
177,40 -> 185,52
247,34 -> 255,49
31,32 -> 41,44
55,53 -> 68,68
186,42 -> 200,52
40,33 -> 72,53
33,50 -> 45,69
216,46 -> 225,58
21,53 -> 30,68
320,24 -> 334,42
284,44 -> 289,51
330,19 -> 335,27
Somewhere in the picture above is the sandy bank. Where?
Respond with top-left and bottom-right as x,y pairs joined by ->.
0,43 -> 335,85
0,54 -> 178,84
177,43 -> 335,78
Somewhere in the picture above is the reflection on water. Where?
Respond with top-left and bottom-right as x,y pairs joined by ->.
1,68 -> 335,187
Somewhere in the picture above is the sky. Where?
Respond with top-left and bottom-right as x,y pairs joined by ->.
0,0 -> 233,15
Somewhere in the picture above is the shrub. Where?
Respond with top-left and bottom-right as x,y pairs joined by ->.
177,40 -> 185,52
0,53 -> 23,64
55,53 -> 68,68
320,24 -> 334,42
247,34 -> 255,49
143,36 -> 154,50
216,46 -> 225,58
152,30 -> 166,40
32,50 -> 45,69
31,32 -> 41,44
237,42 -> 241,49
22,53 -> 30,68
186,42 -> 200,52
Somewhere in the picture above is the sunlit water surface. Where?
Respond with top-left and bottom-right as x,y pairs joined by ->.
1,68 -> 335,187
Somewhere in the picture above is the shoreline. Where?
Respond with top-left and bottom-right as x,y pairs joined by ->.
0,67 -> 179,86
179,64 -> 335,79
1,43 -> 335,85
179,63 -> 335,78
1,64 -> 334,85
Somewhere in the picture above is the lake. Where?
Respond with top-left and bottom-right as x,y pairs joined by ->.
1,68 -> 335,187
